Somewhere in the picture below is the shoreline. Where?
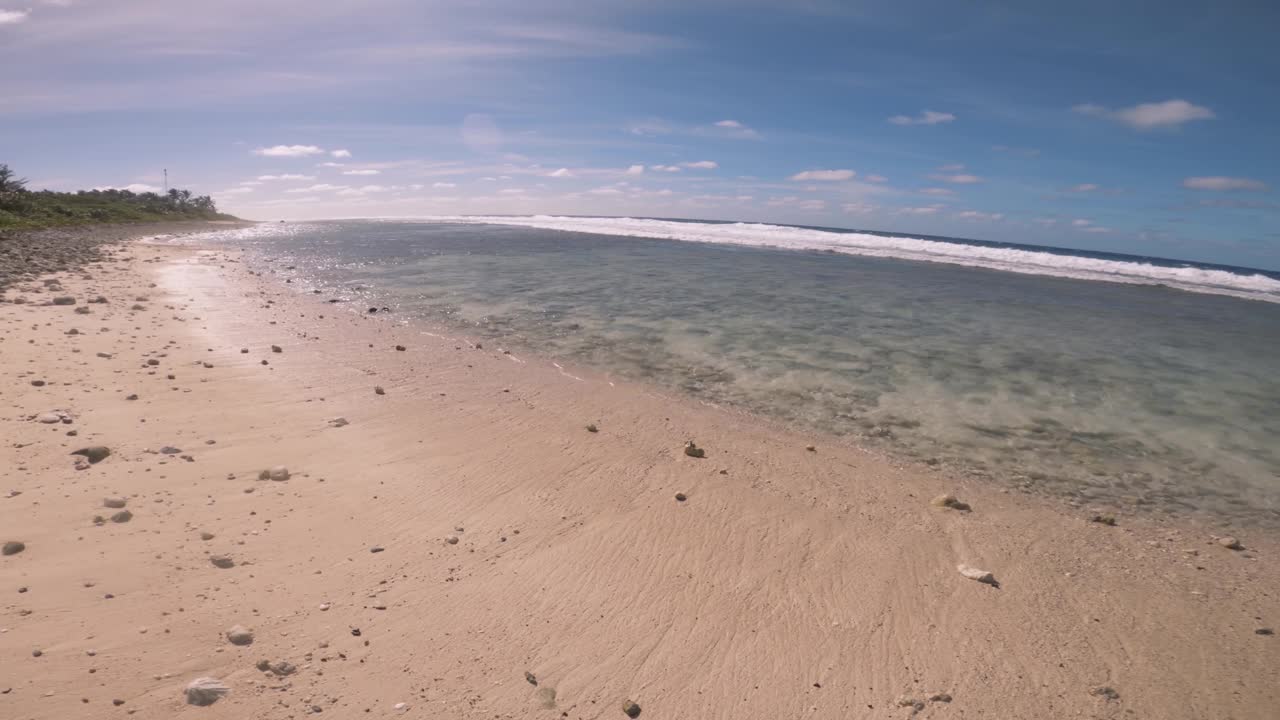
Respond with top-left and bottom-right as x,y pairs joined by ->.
1,235 -> 1277,718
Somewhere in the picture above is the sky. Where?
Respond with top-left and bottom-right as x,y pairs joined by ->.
2,0 -> 1278,269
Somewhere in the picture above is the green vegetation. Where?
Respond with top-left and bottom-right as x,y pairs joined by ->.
0,163 -> 236,230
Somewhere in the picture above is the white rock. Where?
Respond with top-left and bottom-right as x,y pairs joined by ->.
226,625 -> 254,646
266,466 -> 290,481
957,564 -> 997,585
103,497 -> 127,509
185,676 -> 230,706
36,412 -> 63,424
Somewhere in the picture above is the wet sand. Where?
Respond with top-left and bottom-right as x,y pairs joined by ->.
2,234 -> 1278,719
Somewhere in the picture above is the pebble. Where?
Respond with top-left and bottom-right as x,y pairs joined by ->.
271,345 -> 282,353
525,671 -> 538,685
32,648 -> 43,657
72,446 -> 111,464
674,492 -> 687,502
374,386 -> 386,395
185,677 -> 230,706
1255,628 -> 1274,636
36,411 -> 64,424
200,531 -> 215,541
622,700 -> 642,718
328,417 -> 349,428
103,497 -> 128,509
586,423 -> 598,433
110,510 -> 133,523
931,494 -> 971,511
226,625 -> 254,646
210,555 -> 235,569
52,296 -> 76,305
370,546 -> 385,553
1218,536 -> 1244,551
395,345 -> 406,351
445,535 -> 459,545
30,379 -> 46,387
957,564 -> 997,585
3,541 -> 26,556
1090,685 -> 1120,701
1090,514 -> 1117,526
683,441 -> 706,458
259,466 -> 290,481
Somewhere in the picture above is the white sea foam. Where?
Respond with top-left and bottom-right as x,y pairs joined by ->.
411,215 -> 1280,304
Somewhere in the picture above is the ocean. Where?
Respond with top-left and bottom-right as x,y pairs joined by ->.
187,217 -> 1280,526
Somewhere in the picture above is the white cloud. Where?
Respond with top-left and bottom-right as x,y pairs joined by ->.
342,169 -> 381,176
218,187 -> 254,195
651,165 -> 682,172
1069,183 -> 1100,192
355,184 -> 390,193
94,183 -> 161,193
1181,176 -> 1268,191
789,169 -> 855,181
548,168 -> 573,178
681,160 -> 718,170
625,164 -> 645,175
919,187 -> 955,196
0,9 -> 30,25
703,119 -> 760,139
239,180 -> 263,186
258,174 -> 314,181
253,144 -> 326,157
587,186 -> 623,195
888,110 -> 956,126
318,162 -> 346,168
766,196 -> 826,210
1072,99 -> 1214,129
330,149 -> 352,158
842,202 -> 878,214
432,182 -> 457,188
286,183 -> 346,193
654,189 -> 673,196
499,188 -> 526,194
865,174 -> 888,183
1072,218 -> 1093,227
928,172 -> 982,184
956,210 -> 1004,221
898,205 -> 944,215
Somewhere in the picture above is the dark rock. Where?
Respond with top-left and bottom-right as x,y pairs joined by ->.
683,441 -> 705,458
3,541 -> 25,556
622,700 -> 641,718
52,296 -> 76,305
71,446 -> 111,464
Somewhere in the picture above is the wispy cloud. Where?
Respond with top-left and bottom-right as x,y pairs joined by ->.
865,174 -> 888,183
0,9 -> 30,25
928,171 -> 982,184
842,202 -> 878,214
898,205 -> 944,215
253,144 -> 326,157
1068,183 -> 1099,192
257,174 -> 314,181
432,181 -> 457,188
547,168 -> 573,178
650,165 -> 681,173
330,149 -> 352,158
919,187 -> 955,196
700,119 -> 760,139
342,169 -> 380,176
888,110 -> 955,126
1181,176 -> 1268,191
956,210 -> 1004,221
1072,99 -> 1214,130
286,183 -> 346,193
625,164 -> 645,175
681,160 -> 718,170
789,169 -> 855,181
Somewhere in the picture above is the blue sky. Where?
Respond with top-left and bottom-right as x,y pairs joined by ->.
2,0 -> 1278,269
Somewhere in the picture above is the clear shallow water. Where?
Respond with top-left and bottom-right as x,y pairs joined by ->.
202,219 -> 1280,527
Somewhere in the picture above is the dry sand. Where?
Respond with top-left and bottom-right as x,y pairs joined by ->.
2,233 -> 1278,719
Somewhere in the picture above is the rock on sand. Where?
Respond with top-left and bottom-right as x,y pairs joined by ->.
184,677 -> 230,706
957,564 -> 998,585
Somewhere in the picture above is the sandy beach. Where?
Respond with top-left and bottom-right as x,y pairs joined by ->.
2,229 -> 1278,720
